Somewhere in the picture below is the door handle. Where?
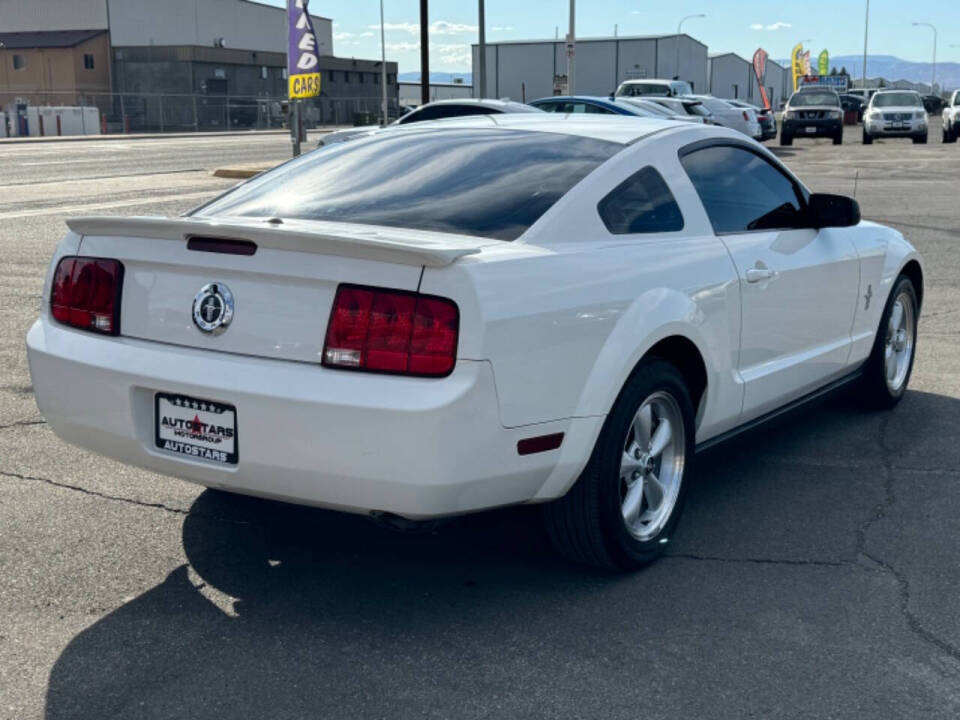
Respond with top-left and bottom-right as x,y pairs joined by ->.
745,267 -> 776,283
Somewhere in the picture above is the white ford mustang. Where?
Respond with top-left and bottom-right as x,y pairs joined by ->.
27,115 -> 922,570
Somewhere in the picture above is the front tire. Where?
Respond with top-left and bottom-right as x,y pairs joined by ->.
913,133 -> 928,144
859,275 -> 918,409
863,130 -> 874,145
780,133 -> 793,146
945,126 -> 958,143
544,360 -> 695,570
833,132 -> 843,145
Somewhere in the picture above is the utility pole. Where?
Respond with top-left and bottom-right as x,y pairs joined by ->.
861,0 -> 870,87
676,14 -> 705,82
419,0 -> 429,105
286,0 -> 300,157
380,0 -> 388,124
566,0 -> 575,95
913,22 -> 937,93
478,0 -> 486,98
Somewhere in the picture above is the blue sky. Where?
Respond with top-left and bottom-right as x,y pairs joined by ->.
262,0 -> 960,73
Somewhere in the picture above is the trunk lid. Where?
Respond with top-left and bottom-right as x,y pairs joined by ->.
70,215 -> 494,364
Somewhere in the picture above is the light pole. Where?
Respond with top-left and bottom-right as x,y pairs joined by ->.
478,0 -> 486,98
676,14 -> 705,82
379,0 -> 387,124
913,22 -> 937,93
567,0 -> 575,95
862,0 -> 870,88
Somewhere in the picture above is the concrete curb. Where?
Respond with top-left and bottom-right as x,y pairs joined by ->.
212,165 -> 274,179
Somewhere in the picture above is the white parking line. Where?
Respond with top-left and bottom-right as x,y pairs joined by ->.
0,190 -> 220,220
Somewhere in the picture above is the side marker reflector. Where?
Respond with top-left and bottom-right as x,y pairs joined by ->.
517,433 -> 564,456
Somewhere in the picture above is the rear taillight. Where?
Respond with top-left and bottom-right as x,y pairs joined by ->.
50,257 -> 124,335
742,111 -> 750,122
323,285 -> 459,377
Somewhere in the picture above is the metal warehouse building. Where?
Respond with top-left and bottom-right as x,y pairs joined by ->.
471,34 -> 708,103
1,0 -> 398,130
708,53 -> 790,109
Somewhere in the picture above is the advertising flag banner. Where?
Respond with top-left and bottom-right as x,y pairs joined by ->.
288,0 -> 322,99
818,50 -> 830,77
791,43 -> 803,92
752,49 -> 770,110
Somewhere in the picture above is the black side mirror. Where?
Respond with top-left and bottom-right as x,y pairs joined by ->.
807,193 -> 861,229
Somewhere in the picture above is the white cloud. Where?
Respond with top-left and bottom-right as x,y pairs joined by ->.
434,43 -> 471,66
370,22 -> 420,35
369,20 -> 478,37
430,21 -> 478,35
491,25 -> 514,32
381,41 -> 472,68
385,42 -> 421,52
750,21 -> 792,31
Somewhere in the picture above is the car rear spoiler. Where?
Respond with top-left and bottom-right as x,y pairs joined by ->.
66,216 -> 492,268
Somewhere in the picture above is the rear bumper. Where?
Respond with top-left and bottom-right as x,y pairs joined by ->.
27,317 -> 599,518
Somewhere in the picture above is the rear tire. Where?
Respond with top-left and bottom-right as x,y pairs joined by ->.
945,126 -> 958,143
863,130 -> 874,145
780,133 -> 793,146
833,132 -> 843,145
913,133 -> 928,144
544,360 -> 695,570
858,275 -> 918,410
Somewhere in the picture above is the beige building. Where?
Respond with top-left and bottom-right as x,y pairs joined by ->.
0,30 -> 111,106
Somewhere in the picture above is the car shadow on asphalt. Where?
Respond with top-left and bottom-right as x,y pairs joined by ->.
42,388 -> 960,718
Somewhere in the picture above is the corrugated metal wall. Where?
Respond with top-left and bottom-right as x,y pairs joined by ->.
471,36 -> 708,101
1,0 -> 108,32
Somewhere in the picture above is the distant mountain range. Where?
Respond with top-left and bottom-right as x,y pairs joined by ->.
402,57 -> 959,91
775,55 -> 959,90
398,72 -> 473,85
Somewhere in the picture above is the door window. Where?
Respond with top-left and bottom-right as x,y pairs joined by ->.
680,145 -> 806,233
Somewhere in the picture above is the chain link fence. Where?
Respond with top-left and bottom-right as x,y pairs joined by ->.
1,91 -> 402,135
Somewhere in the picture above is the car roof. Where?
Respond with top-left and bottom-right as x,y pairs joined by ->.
416,98 -> 541,113
385,112 -> 692,145
872,89 -> 920,95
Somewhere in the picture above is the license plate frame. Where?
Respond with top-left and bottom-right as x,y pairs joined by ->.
154,392 -> 238,465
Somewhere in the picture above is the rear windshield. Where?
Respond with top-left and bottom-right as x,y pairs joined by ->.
872,93 -> 922,108
194,128 -> 620,241
792,91 -> 840,107
618,83 -> 672,97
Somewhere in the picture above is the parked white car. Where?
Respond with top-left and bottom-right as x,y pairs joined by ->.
863,90 -> 929,144
615,79 -> 694,98
942,90 -> 960,143
317,98 -> 541,147
27,115 -> 922,570
684,95 -> 762,138
615,97 -> 707,124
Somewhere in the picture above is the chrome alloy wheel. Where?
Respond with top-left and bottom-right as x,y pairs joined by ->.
884,291 -> 916,394
619,391 -> 686,542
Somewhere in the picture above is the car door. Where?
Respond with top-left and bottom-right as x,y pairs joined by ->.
679,143 -> 860,420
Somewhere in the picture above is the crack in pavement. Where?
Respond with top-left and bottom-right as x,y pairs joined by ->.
857,415 -> 960,664
0,418 -> 46,431
663,553 -> 851,569
0,468 -> 249,527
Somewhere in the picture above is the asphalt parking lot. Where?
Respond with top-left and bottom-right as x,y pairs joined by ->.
2,123 -> 960,719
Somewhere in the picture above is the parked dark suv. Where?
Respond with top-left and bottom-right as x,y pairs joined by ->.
780,88 -> 844,146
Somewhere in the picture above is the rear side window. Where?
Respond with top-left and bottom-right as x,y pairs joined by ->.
598,167 -> 684,234
399,105 -> 498,123
194,129 -> 622,241
680,145 -> 805,234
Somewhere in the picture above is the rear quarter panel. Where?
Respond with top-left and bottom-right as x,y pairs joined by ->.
420,126 -> 745,443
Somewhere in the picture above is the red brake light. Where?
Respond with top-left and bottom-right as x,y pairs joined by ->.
323,285 -> 459,377
743,111 -> 750,122
50,257 -> 124,335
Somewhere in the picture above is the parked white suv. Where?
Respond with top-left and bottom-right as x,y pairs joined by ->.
942,90 -> 960,143
616,79 -> 694,98
684,95 -> 761,139
863,90 -> 928,145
